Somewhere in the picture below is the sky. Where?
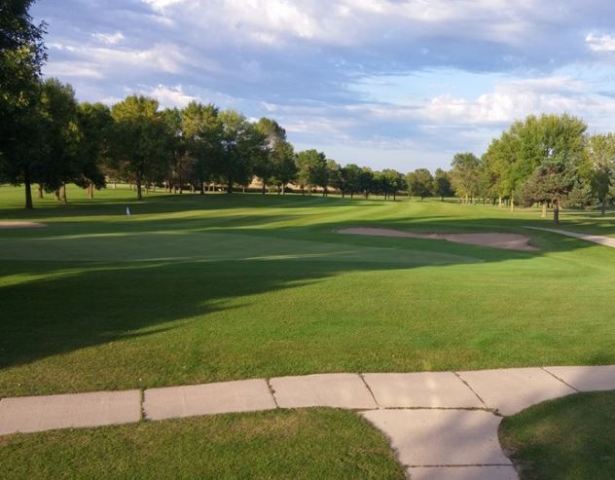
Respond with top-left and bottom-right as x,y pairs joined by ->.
32,0 -> 615,171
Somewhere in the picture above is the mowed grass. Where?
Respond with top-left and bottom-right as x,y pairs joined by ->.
0,408 -> 405,479
499,391 -> 615,480
1,185 -> 615,395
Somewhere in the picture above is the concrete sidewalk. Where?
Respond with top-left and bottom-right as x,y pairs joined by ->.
2,365 -> 614,479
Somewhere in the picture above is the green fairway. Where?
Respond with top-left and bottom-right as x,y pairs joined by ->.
1,185 -> 615,396
0,408 -> 405,479
499,391 -> 615,480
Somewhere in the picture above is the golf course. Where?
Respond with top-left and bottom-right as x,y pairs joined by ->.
1,186 -> 615,478
1,186 -> 614,396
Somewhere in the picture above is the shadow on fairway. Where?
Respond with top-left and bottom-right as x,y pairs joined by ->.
1,194 -> 614,394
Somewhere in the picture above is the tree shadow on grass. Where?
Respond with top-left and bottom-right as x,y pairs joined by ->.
1,196 -> 615,395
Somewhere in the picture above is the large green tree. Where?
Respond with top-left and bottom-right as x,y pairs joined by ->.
406,168 -> 434,200
75,102 -> 111,199
296,149 -> 327,195
340,163 -> 362,199
433,168 -> 453,201
254,118 -> 286,194
218,110 -> 265,193
111,95 -> 170,200
587,134 -> 615,215
450,153 -> 480,203
37,78 -> 82,203
181,101 -> 222,193
270,140 -> 296,194
0,0 -> 47,208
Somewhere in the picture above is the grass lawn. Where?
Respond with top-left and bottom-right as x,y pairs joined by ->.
500,391 -> 615,480
1,185 -> 615,396
0,408 -> 405,479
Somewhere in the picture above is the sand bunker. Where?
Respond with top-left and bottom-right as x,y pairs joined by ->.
338,227 -> 537,251
0,221 -> 46,229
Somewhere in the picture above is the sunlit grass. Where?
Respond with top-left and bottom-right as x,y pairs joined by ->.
1,184 -> 614,396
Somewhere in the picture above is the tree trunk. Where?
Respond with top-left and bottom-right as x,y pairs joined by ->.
553,199 -> 560,224
88,184 -> 94,199
24,167 -> 33,209
541,202 -> 547,218
350,192 -> 354,199
136,175 -> 143,200
60,184 -> 67,204
393,191 -> 396,201
510,196 -> 515,212
200,182 -> 205,194
262,182 -> 266,195
498,196 -> 502,208
602,198 -> 607,216
227,180 -> 233,194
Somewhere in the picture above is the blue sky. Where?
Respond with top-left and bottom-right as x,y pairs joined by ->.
32,0 -> 615,171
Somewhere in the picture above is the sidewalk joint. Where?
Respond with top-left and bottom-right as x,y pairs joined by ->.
359,373 -> 381,409
541,367 -> 580,393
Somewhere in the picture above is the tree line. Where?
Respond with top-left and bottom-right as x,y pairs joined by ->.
0,76 -> 452,207
447,114 -> 615,223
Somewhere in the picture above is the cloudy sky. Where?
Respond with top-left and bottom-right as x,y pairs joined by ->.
32,0 -> 615,170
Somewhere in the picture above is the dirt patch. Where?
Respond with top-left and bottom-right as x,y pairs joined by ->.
0,221 -> 46,229
338,227 -> 537,252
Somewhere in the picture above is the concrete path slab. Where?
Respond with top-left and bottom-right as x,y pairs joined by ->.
361,409 -> 510,467
363,372 -> 483,408
408,466 -> 518,480
457,368 -> 575,415
270,373 -> 377,409
143,379 -> 276,420
0,390 -> 141,435
545,365 -> 615,392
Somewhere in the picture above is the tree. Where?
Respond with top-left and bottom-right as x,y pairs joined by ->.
482,114 -> 587,213
587,134 -> 615,215
359,167 -> 374,199
37,78 -> 82,203
181,101 -> 222,193
340,163 -> 362,199
522,158 -> 578,224
296,149 -> 327,195
218,110 -> 265,193
270,140 -> 296,194
326,159 -> 342,196
76,102 -> 112,198
433,168 -> 453,200
406,168 -> 433,200
111,95 -> 170,200
0,0 -> 47,208
450,153 -> 480,203
254,118 -> 286,194
160,107 -> 187,193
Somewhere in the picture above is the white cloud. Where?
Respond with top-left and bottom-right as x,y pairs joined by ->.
586,33 -> 615,52
422,76 -> 591,124
141,0 -> 187,11
44,61 -> 104,79
44,42 -> 190,78
92,31 -> 125,45
142,0 -> 546,49
146,84 -> 197,108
